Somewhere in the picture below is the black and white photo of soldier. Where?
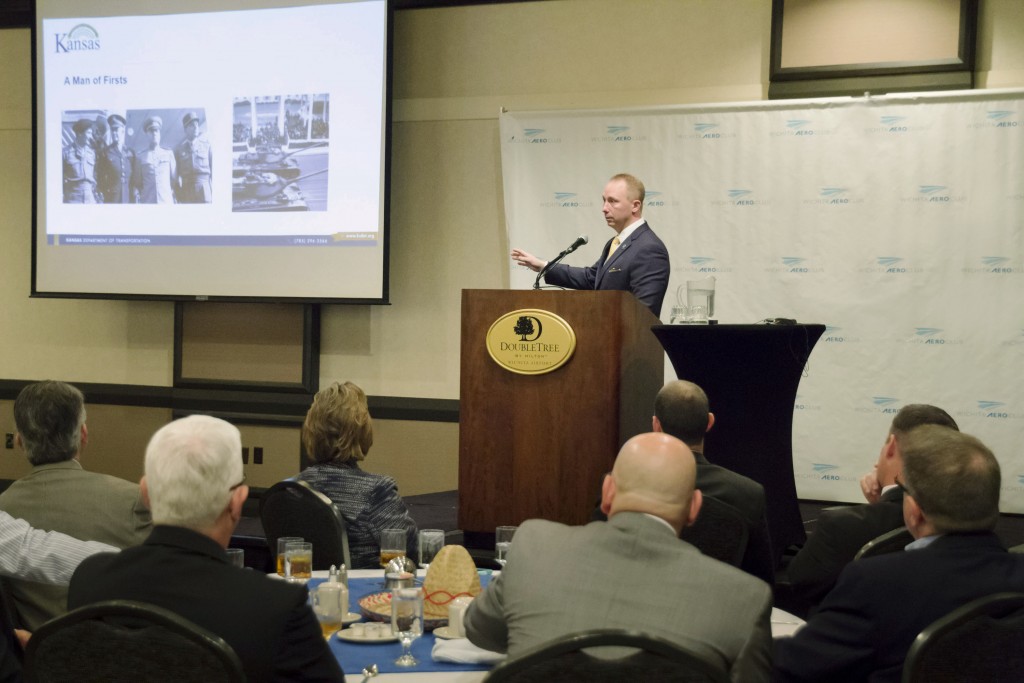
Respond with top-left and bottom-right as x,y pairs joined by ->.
175,111 -> 213,203
61,116 -> 98,204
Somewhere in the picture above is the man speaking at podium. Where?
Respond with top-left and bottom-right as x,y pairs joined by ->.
511,173 -> 671,317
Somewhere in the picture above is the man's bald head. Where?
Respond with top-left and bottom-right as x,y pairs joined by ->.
602,432 -> 701,534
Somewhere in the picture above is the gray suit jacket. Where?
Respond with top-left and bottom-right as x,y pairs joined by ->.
465,513 -> 772,683
0,460 -> 151,629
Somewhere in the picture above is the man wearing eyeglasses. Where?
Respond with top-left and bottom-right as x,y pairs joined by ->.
68,415 -> 344,683
774,425 -> 1024,683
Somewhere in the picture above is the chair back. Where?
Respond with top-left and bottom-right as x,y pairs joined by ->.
680,496 -> 748,568
23,600 -> 245,683
260,479 -> 352,570
902,592 -> 1024,683
483,628 -> 728,683
853,526 -> 914,561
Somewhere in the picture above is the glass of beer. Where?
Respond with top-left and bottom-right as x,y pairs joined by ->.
380,528 -> 407,568
276,536 -> 303,576
285,541 -> 313,580
311,582 -> 348,639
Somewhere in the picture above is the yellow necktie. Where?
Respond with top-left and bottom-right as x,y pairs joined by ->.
607,236 -> 621,259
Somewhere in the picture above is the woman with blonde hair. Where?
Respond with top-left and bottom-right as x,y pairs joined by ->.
296,381 -> 418,568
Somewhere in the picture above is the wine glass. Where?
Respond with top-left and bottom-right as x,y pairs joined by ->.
495,525 -> 517,567
390,587 -> 423,667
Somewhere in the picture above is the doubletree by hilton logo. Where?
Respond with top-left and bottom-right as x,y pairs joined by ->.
56,24 -> 100,53
486,309 -> 576,375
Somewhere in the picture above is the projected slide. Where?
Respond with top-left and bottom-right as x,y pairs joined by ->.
41,3 -> 384,247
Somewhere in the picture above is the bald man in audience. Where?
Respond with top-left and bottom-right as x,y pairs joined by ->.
69,415 -> 343,682
774,426 -> 1024,683
786,404 -> 958,604
592,380 -> 774,583
466,432 -> 772,683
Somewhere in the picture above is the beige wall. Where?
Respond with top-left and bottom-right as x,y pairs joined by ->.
2,0 -> 1023,491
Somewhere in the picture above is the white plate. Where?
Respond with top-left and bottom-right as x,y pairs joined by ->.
432,626 -> 465,640
335,627 -> 398,643
342,612 -> 362,625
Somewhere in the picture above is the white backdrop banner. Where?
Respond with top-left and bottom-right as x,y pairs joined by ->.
500,89 -> 1024,511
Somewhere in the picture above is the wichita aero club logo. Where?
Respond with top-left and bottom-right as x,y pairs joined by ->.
683,256 -> 732,274
765,256 -> 823,274
680,122 -> 736,140
957,400 -> 1024,420
55,24 -> 100,53
507,128 -> 561,144
962,256 -> 1023,275
770,118 -> 836,137
644,191 -> 678,208
901,185 -> 966,204
802,187 -> 865,206
855,396 -> 900,414
541,191 -> 593,209
865,114 -> 930,134
905,327 -> 963,346
793,394 -> 821,411
858,256 -> 924,274
969,110 -> 1019,129
797,462 -> 855,482
711,189 -> 769,207
821,325 -> 860,344
591,125 -> 646,143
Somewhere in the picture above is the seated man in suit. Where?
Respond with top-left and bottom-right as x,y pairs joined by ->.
786,404 -> 958,604
69,415 -> 343,683
592,380 -> 774,583
466,432 -> 772,683
510,173 -> 671,317
0,380 -> 152,628
774,425 -> 1024,683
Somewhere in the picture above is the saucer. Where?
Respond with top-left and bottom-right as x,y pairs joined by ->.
432,626 -> 464,640
341,612 -> 362,625
336,627 -> 398,643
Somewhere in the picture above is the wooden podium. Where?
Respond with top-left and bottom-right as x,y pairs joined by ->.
458,289 -> 664,534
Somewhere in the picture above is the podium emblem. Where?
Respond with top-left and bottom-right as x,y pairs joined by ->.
485,308 -> 576,375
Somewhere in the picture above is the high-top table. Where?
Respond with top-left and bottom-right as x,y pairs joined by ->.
651,323 -> 826,558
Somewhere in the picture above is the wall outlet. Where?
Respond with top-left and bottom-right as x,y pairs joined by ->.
4,434 -> 12,449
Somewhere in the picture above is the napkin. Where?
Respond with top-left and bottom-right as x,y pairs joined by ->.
432,637 -> 506,665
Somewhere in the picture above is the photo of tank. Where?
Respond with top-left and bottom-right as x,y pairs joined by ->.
232,94 -> 329,212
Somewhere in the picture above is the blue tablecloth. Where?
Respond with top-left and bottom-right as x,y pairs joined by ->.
325,575 -> 497,675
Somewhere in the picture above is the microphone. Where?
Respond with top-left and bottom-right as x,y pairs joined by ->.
534,235 -> 588,289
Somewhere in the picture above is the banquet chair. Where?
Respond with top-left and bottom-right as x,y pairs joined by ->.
483,629 -> 729,683
902,592 -> 1024,683
853,526 -> 914,561
23,600 -> 244,683
680,495 -> 749,568
260,479 -> 352,570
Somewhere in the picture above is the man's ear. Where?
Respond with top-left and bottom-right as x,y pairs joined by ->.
652,415 -> 662,433
600,474 -> 615,516
13,433 -> 22,451
706,412 -> 715,434
685,489 -> 703,528
903,493 -> 925,530
228,485 -> 249,521
139,476 -> 151,511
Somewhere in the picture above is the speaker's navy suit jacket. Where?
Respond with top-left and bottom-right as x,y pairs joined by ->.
545,221 -> 670,317
774,532 -> 1024,683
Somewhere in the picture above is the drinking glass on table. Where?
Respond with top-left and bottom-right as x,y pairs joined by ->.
390,587 -> 423,667
380,528 -> 407,568
226,548 -> 245,569
418,529 -> 445,569
285,541 -> 313,580
495,525 -> 517,567
310,582 -> 348,639
276,536 -> 303,576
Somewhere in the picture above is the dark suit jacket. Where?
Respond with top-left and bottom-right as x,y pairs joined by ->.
591,452 -> 774,583
774,532 -> 1024,683
786,488 -> 905,604
545,221 -> 670,317
68,526 -> 343,683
